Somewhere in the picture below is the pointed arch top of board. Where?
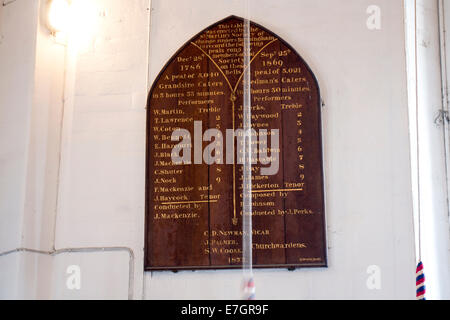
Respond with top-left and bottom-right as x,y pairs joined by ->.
146,15 -> 321,106
144,15 -> 327,271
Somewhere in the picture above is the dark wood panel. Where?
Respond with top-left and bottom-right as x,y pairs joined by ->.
145,16 -> 326,270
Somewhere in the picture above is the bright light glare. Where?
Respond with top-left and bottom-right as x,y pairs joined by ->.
48,0 -> 71,33
69,0 -> 98,50
47,0 -> 97,50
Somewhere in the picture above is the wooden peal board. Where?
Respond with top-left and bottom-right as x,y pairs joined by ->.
145,16 -> 326,270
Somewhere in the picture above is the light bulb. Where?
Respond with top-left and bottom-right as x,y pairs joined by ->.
47,0 -> 71,34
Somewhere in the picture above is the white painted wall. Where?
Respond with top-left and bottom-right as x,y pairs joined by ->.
53,0 -> 149,300
0,0 -> 39,299
0,0 -> 426,300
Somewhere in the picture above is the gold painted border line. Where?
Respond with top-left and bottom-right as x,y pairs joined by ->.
161,200 -> 219,205
233,38 -> 279,92
251,188 -> 304,193
191,36 -> 279,226
190,42 -> 234,92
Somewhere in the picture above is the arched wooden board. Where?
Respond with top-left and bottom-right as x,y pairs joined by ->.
145,16 -> 326,270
